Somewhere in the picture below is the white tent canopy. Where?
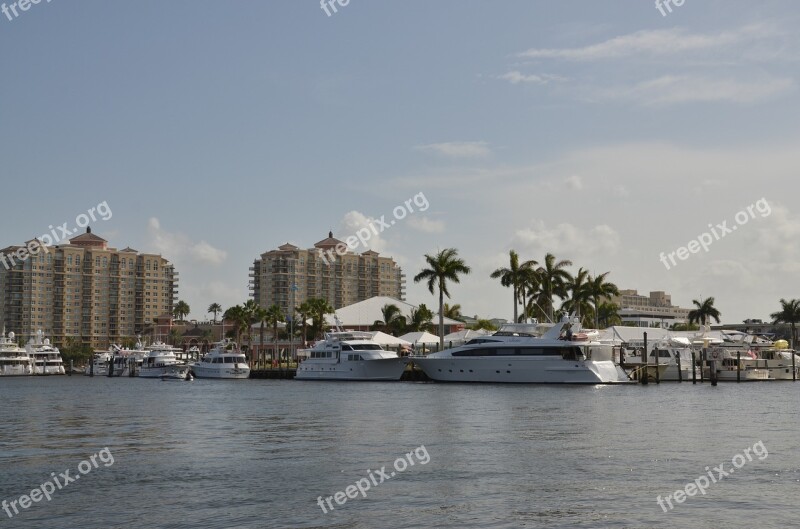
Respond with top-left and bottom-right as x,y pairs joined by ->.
399,331 -> 440,345
368,331 -> 411,346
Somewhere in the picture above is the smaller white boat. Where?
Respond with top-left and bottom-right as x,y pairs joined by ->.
26,330 -> 65,375
85,352 -> 112,376
0,332 -> 34,376
139,342 -> 189,379
296,331 -> 409,381
192,340 -> 250,379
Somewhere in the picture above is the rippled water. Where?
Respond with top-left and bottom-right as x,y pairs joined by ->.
1,377 -> 798,528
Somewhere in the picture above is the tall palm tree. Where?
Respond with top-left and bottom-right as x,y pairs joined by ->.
490,250 -> 536,323
688,297 -> 722,326
307,298 -> 334,338
588,272 -> 619,329
207,303 -> 222,324
173,300 -> 191,322
265,304 -> 284,366
443,303 -> 463,321
242,299 -> 261,350
536,253 -> 573,322
295,301 -> 313,345
414,248 -> 471,349
251,305 -> 268,367
561,267 -> 594,325
770,298 -> 800,349
518,266 -> 540,322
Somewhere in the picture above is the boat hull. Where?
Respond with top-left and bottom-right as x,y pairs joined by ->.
192,364 -> 250,379
295,358 -> 407,381
412,357 -> 630,384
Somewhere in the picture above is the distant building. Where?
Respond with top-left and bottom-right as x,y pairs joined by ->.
610,289 -> 691,328
250,232 -> 405,315
0,228 -> 178,349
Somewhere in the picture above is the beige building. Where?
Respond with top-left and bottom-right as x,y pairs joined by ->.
250,232 -> 405,315
610,289 -> 691,328
0,228 -> 178,349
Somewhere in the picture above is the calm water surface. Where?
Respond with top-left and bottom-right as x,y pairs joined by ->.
1,377 -> 798,528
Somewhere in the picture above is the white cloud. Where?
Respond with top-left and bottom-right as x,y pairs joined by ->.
407,216 -> 445,234
498,71 -> 567,85
146,217 -> 228,266
338,210 -> 389,254
517,24 -> 778,61
512,221 -> 621,261
416,141 -> 492,159
604,75 -> 795,105
566,175 -> 584,191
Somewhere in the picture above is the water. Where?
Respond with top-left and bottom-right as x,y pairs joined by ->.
1,377 -> 798,528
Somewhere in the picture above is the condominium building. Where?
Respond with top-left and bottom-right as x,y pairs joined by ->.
250,232 -> 405,315
610,289 -> 691,328
0,228 -> 178,349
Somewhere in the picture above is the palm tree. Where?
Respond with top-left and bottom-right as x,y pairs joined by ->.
536,253 -> 573,322
688,297 -> 722,326
518,266 -> 540,322
596,302 -> 622,328
251,305 -> 268,368
374,304 -> 405,333
414,248 -> 471,349
265,304 -> 284,366
407,303 -> 434,332
443,303 -> 463,321
490,250 -> 536,323
588,272 -> 619,328
173,300 -> 190,322
222,305 -> 248,346
307,298 -> 334,338
770,298 -> 800,349
469,319 -> 498,332
295,301 -> 313,345
561,267 -> 594,325
207,303 -> 222,324
242,299 -> 261,350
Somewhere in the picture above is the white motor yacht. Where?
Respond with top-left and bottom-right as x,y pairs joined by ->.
192,340 -> 250,379
139,342 -> 190,379
411,316 -> 630,384
26,330 -> 66,375
85,351 -> 112,376
296,331 -> 408,381
0,332 -> 34,376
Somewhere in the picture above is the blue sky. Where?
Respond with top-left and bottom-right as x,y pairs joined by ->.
2,0 -> 799,324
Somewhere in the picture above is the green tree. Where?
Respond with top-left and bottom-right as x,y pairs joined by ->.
295,301 -> 313,345
407,303 -> 434,332
265,304 -> 285,365
223,305 -> 248,347
251,305 -> 268,367
596,302 -> 622,328
307,298 -> 334,338
561,267 -> 594,326
518,266 -> 541,322
173,300 -> 191,322
469,319 -> 498,332
770,298 -> 800,349
588,272 -> 619,329
207,303 -> 222,324
443,303 -> 463,321
490,250 -> 536,323
535,253 -> 573,322
414,248 -> 471,349
373,304 -> 405,334
688,297 -> 722,326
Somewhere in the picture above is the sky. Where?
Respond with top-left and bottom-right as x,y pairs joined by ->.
1,0 -> 799,325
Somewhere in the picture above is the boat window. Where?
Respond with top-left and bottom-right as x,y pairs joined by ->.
342,344 -> 354,351
351,344 -> 382,351
561,347 -> 581,361
516,348 -> 550,356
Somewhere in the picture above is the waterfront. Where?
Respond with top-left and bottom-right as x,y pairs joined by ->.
1,378 -> 799,528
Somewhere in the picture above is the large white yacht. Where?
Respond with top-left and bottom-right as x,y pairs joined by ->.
0,332 -> 34,376
139,342 -> 190,379
192,340 -> 250,379
26,330 -> 66,375
411,316 -> 630,384
296,331 -> 408,381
